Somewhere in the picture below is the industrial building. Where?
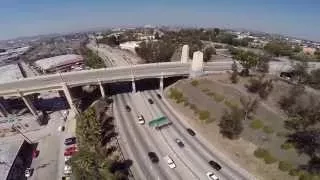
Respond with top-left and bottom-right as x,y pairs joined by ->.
34,54 -> 84,73
0,140 -> 34,180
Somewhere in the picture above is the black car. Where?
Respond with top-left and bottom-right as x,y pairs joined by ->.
125,105 -> 131,112
64,137 -> 76,145
156,93 -> 162,99
209,160 -> 222,171
175,138 -> 184,147
148,98 -> 154,104
186,128 -> 196,136
148,152 -> 159,163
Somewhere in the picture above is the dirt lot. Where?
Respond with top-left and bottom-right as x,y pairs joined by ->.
164,73 -> 315,180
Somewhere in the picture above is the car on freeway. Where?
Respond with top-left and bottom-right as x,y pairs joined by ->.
64,165 -> 72,175
164,155 -> 176,169
209,160 -> 222,171
25,168 -> 33,178
138,115 -> 145,125
175,138 -> 184,147
148,152 -> 159,163
156,93 -> 162,99
148,98 -> 154,104
206,172 -> 219,180
186,128 -> 196,136
64,137 -> 76,145
125,105 -> 131,112
32,149 -> 40,158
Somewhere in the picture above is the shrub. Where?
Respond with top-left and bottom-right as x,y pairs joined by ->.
254,148 -> 268,159
281,142 -> 294,150
277,131 -> 289,137
299,172 -> 320,180
213,93 -> 225,102
224,100 -> 238,109
183,101 -> 189,107
191,80 -> 199,87
263,126 -> 274,134
264,154 -> 277,164
250,119 -> 264,130
278,161 -> 293,172
201,88 -> 210,93
289,169 -> 302,176
198,110 -> 210,120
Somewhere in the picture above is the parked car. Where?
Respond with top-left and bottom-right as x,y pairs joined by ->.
148,99 -> 154,104
209,160 -> 222,171
156,93 -> 162,99
64,137 -> 76,145
138,115 -> 145,125
58,126 -> 65,132
64,165 -> 72,175
164,155 -> 176,169
148,152 -> 159,163
186,128 -> 196,136
125,105 -> 131,112
175,138 -> 184,147
65,146 -> 77,153
32,149 -> 40,158
206,172 -> 219,180
25,168 -> 33,178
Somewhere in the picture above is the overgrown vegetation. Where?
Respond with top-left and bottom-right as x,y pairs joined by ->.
281,142 -> 294,150
253,148 -> 278,164
245,76 -> 273,99
191,80 -> 199,87
250,119 -> 264,130
219,107 -> 244,139
80,44 -> 105,68
230,61 -> 239,83
203,46 -> 216,62
69,101 -> 130,180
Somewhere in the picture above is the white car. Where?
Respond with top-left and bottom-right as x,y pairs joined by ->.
64,165 -> 72,175
65,156 -> 71,162
25,168 -> 33,178
164,155 -> 176,169
138,115 -> 145,125
206,172 -> 219,180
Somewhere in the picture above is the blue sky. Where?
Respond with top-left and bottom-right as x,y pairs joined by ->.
0,0 -> 319,41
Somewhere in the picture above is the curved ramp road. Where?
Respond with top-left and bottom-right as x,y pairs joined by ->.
113,90 -> 255,180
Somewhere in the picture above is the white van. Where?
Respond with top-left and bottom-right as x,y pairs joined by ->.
138,115 -> 145,125
164,155 -> 176,169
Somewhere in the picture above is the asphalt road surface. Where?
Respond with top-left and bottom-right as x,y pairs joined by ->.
113,90 -> 253,180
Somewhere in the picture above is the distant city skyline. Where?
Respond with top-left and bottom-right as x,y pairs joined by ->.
1,0 -> 319,41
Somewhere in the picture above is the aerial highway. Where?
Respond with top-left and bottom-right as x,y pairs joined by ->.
113,90 -> 254,180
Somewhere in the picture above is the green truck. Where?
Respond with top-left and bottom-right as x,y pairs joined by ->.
148,116 -> 172,129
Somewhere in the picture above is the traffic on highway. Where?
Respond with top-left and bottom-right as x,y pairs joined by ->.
114,90 -> 252,180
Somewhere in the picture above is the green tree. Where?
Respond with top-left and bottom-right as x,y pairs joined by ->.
264,41 -> 293,57
233,50 -> 259,76
203,47 -> 216,62
240,96 -> 259,121
230,61 -> 239,83
219,107 -> 244,139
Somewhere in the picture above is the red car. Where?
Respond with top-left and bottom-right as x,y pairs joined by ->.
65,146 -> 77,152
32,150 -> 40,158
64,146 -> 78,156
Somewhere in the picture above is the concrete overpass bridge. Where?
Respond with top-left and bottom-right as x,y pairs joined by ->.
0,50 -> 233,118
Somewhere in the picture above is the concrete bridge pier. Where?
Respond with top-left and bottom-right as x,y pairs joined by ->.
98,81 -> 106,98
18,91 -> 38,117
62,83 -> 78,114
181,45 -> 189,63
0,101 -> 8,117
132,79 -> 136,93
159,75 -> 164,92
190,51 -> 204,77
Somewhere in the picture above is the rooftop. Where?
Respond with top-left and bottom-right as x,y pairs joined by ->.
0,140 -> 24,179
34,54 -> 83,71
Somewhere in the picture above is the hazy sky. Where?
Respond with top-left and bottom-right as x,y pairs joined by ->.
1,0 -> 319,41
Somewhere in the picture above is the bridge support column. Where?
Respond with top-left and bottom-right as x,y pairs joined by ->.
98,81 -> 106,98
159,75 -> 164,92
62,83 -> 78,114
132,79 -> 136,93
0,101 -> 8,117
18,91 -> 38,117
181,45 -> 189,63
190,51 -> 204,78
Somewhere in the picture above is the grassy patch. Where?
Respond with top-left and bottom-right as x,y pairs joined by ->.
278,161 -> 293,172
281,142 -> 294,150
201,88 -> 210,93
289,169 -> 302,177
276,131 -> 289,137
263,126 -> 274,134
191,80 -> 199,87
250,119 -> 264,130
224,100 -> 239,109
198,110 -> 210,120
254,148 -> 277,164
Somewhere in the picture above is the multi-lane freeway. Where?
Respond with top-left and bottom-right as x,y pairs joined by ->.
114,90 -> 254,180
